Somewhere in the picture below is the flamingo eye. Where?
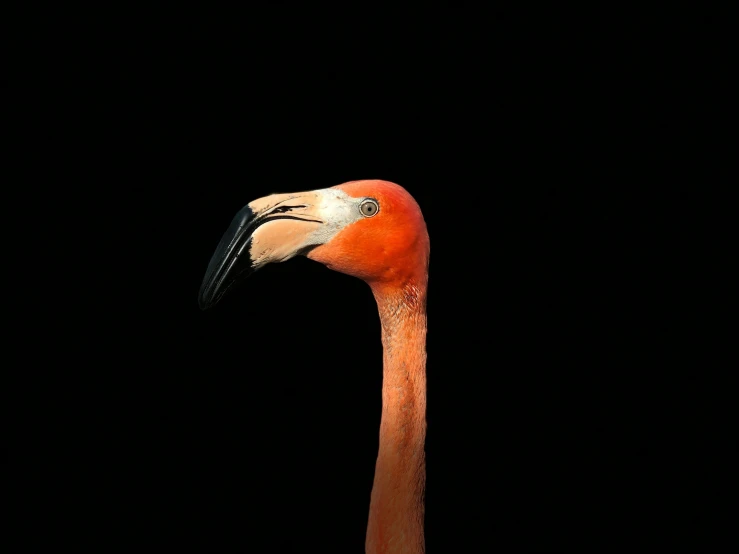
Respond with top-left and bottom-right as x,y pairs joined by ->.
359,199 -> 379,217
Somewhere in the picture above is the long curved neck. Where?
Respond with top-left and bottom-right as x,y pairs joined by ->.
366,283 -> 427,554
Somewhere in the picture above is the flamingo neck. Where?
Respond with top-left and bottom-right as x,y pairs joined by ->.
366,282 -> 427,554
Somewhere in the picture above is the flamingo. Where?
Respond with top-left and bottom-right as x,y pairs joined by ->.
199,179 -> 429,553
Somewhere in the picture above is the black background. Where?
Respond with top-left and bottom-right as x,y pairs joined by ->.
10,5 -> 731,552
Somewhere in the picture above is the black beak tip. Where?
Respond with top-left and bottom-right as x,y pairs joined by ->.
197,286 -> 214,311
199,204 -> 259,312
198,262 -> 255,312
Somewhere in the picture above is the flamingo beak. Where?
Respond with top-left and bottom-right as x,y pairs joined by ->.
198,203 -> 259,310
198,192 -> 325,310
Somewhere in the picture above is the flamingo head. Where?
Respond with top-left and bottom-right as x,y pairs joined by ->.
198,179 -> 429,310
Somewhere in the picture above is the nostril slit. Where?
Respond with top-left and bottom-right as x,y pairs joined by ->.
272,205 -> 306,214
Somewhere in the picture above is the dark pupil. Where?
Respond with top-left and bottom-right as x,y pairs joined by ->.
364,203 -> 375,214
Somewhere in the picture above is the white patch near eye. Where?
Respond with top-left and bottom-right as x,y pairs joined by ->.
304,188 -> 364,246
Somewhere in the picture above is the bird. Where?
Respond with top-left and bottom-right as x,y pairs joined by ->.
199,179 -> 429,554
